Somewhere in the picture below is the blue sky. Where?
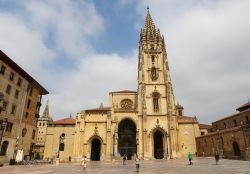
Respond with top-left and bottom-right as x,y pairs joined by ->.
0,0 -> 250,124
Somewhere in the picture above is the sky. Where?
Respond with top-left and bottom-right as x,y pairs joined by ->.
0,0 -> 250,124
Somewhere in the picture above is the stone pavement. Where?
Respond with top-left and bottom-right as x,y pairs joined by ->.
0,157 -> 250,174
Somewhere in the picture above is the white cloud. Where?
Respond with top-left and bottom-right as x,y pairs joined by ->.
136,0 -> 250,123
1,0 -> 250,124
0,0 -> 137,120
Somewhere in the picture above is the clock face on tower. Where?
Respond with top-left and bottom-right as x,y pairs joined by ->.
151,67 -> 158,81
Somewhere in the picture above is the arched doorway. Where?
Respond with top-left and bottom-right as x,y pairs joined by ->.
118,119 -> 137,160
232,142 -> 241,156
154,131 -> 164,159
0,141 -> 9,156
91,139 -> 101,161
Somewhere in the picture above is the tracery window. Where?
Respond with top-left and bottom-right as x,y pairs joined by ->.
152,92 -> 160,113
151,67 -> 158,81
120,99 -> 133,109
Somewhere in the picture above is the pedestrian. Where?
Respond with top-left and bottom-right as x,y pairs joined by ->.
214,151 -> 220,165
202,151 -> 205,157
81,155 -> 87,172
188,152 -> 193,165
135,154 -> 140,172
123,154 -> 127,165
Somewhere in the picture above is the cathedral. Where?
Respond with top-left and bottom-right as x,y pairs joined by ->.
40,9 -> 208,162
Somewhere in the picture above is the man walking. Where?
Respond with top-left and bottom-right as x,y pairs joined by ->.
214,150 -> 220,165
188,152 -> 193,165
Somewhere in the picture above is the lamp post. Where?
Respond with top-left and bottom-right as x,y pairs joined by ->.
0,118 -> 8,148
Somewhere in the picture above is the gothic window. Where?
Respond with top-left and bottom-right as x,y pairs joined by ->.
151,67 -> 158,81
152,92 -> 160,113
120,99 -> 133,109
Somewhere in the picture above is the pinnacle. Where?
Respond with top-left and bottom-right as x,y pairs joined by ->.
144,7 -> 155,32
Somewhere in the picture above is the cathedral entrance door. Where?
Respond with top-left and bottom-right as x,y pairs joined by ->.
91,139 -> 101,161
118,119 -> 137,160
154,131 -> 164,159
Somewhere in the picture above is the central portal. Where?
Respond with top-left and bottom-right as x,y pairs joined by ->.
118,119 -> 137,160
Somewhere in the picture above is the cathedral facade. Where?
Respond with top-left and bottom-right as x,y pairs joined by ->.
43,9 -> 207,162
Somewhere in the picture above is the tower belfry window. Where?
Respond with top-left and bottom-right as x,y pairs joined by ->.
151,67 -> 158,81
152,92 -> 160,113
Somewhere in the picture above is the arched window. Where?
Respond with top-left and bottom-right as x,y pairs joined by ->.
151,67 -> 158,81
39,122 -> 41,126
152,92 -> 160,113
0,141 -> 9,156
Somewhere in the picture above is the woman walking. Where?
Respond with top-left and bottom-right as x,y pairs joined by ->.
81,155 -> 87,172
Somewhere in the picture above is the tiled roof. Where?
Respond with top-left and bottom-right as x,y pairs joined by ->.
110,90 -> 137,94
213,108 -> 250,123
236,101 -> 250,112
199,124 -> 212,129
52,117 -> 75,125
178,116 -> 198,123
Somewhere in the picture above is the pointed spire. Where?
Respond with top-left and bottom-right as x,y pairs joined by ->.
42,100 -> 50,118
144,6 -> 155,33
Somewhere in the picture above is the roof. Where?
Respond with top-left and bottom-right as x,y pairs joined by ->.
199,124 -> 212,129
52,117 -> 75,125
236,101 -> 250,112
85,107 -> 111,112
213,108 -> 250,124
0,50 -> 49,95
110,90 -> 137,94
178,116 -> 198,123
196,125 -> 245,138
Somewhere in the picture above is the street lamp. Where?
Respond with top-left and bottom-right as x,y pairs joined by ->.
0,118 -> 8,148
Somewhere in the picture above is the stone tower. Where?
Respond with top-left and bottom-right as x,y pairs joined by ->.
137,8 -> 179,158
35,100 -> 52,158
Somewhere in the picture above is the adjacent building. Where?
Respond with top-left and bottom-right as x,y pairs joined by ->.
43,9 -> 209,162
196,102 -> 250,160
0,50 -> 48,163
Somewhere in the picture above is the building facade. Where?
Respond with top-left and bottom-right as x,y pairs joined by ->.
0,50 -> 48,163
43,9 -> 208,162
196,102 -> 250,160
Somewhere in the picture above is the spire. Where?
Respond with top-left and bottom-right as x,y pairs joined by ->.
42,100 -> 50,118
144,6 -> 156,33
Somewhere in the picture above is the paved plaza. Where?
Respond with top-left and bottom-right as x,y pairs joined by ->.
0,157 -> 250,174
